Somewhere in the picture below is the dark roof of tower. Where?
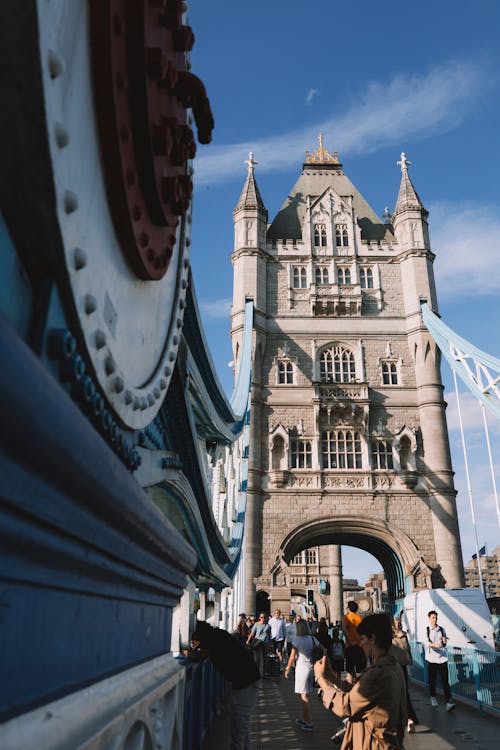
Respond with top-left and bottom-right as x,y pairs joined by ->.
267,136 -> 392,242
233,154 -> 266,214
267,167 -> 394,242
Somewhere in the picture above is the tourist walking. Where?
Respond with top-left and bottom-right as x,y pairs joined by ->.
268,608 -> 287,667
342,600 -> 367,676
426,610 -> 456,711
247,612 -> 271,676
314,613 -> 407,749
330,629 -> 345,677
284,617 -> 324,733
233,613 -> 250,647
391,614 -> 419,733
316,617 -> 333,657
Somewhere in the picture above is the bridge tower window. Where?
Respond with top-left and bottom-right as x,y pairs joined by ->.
335,224 -> 349,247
292,551 -> 305,565
306,548 -> 317,565
371,440 -> 394,469
337,267 -> 351,285
321,430 -> 362,469
315,267 -> 329,285
320,346 -> 356,383
291,439 -> 312,468
381,360 -> 398,385
360,267 -> 374,289
277,360 -> 293,384
314,223 -> 327,247
293,266 -> 308,288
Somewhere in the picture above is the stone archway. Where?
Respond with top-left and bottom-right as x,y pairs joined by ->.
272,515 -> 425,603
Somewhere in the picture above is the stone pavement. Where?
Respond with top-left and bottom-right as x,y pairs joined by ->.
204,675 -> 500,749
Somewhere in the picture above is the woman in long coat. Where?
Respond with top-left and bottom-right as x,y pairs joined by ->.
314,613 -> 407,749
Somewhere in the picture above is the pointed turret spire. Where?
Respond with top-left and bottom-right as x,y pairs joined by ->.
393,152 -> 427,217
233,151 -> 266,212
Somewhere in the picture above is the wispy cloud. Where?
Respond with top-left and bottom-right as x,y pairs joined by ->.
194,59 -> 493,184
199,297 -> 232,319
431,201 -> 500,298
305,88 -> 318,106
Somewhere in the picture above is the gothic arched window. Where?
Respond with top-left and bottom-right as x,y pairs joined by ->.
337,267 -> 351,285
320,346 -> 356,383
360,267 -> 374,289
321,430 -> 362,469
272,435 -> 285,470
315,267 -> 329,285
381,360 -> 398,385
314,223 -> 327,247
399,436 -> 411,470
335,224 -> 349,247
293,266 -> 307,288
371,440 -> 394,469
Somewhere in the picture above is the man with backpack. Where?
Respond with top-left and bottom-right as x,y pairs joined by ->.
425,610 -> 456,711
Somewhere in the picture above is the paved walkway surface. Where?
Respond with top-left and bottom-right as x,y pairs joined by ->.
204,676 -> 499,749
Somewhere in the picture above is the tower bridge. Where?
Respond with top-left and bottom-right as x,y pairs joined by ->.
0,3 -> 498,749
231,134 -> 464,620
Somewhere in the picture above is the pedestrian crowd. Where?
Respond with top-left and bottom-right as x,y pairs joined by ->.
183,603 -> 456,749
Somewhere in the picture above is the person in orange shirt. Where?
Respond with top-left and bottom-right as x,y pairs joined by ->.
341,601 -> 367,676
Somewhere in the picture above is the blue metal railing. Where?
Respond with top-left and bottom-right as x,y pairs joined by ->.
180,657 -> 227,750
409,641 -> 500,714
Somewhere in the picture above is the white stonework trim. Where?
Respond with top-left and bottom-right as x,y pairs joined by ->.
0,655 -> 185,750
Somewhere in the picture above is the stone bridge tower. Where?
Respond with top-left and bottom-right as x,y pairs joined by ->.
230,139 -> 464,617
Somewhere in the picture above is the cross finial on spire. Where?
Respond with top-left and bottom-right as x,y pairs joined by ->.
244,151 -> 258,174
397,152 -> 411,174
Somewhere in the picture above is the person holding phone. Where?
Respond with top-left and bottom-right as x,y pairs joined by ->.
314,613 -> 407,749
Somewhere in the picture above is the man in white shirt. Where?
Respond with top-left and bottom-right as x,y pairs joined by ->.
268,608 -> 287,667
425,610 -> 455,711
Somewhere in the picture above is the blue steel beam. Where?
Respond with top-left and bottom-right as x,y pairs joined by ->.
421,303 -> 500,421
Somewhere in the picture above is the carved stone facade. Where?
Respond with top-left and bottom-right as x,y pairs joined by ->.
231,139 -> 464,616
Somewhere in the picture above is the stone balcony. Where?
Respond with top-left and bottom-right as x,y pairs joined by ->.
310,283 -> 362,316
313,381 -> 369,428
314,381 -> 369,403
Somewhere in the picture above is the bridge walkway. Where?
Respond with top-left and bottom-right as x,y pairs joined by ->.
204,675 -> 499,749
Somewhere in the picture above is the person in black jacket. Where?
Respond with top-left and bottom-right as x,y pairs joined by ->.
191,620 -> 260,749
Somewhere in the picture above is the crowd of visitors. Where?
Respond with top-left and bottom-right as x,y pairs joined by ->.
184,603 -> 457,748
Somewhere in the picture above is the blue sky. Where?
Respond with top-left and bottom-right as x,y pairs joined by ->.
188,1 -> 500,586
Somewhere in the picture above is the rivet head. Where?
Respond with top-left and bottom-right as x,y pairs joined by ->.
84,295 -> 97,315
54,122 -> 69,148
74,248 -> 87,270
47,50 -> 64,79
95,330 -> 106,349
113,377 -> 124,393
105,356 -> 116,375
64,190 -> 78,214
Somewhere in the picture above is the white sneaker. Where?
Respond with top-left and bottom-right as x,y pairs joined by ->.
407,719 -> 415,733
446,701 -> 456,712
430,697 -> 438,707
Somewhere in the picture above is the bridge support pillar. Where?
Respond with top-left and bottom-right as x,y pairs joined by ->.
329,544 -> 343,625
